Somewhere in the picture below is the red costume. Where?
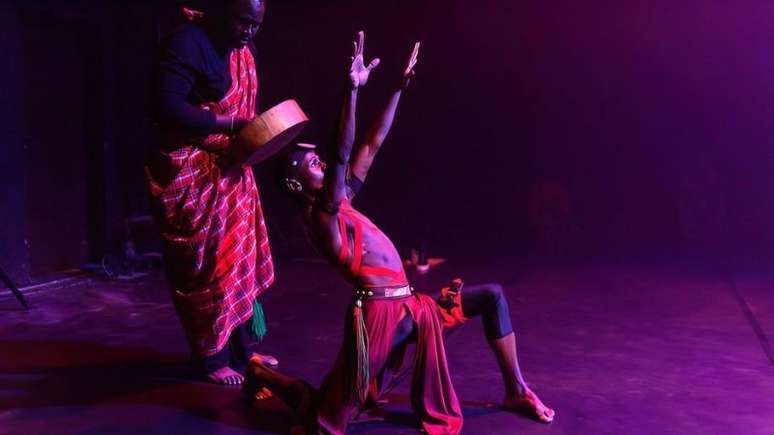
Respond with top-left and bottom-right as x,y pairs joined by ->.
314,200 -> 464,435
146,46 -> 273,357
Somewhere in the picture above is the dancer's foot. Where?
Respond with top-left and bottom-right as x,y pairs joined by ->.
246,356 -> 315,429
243,361 -> 273,401
247,357 -> 313,409
253,386 -> 274,401
207,366 -> 244,386
503,388 -> 555,423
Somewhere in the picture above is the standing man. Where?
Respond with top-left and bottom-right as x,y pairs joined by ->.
147,0 -> 276,387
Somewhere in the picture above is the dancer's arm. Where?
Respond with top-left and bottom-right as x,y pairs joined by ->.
321,31 -> 379,210
350,42 -> 420,183
316,33 -> 379,248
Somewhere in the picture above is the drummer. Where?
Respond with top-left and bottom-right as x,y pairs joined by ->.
146,0 -> 277,389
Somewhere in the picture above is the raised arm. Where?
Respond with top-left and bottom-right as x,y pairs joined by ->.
320,31 -> 380,211
350,42 -> 420,182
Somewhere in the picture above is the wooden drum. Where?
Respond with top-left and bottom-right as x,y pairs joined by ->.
236,99 -> 309,165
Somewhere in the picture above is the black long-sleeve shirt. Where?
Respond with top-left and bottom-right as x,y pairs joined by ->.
155,23 -> 257,135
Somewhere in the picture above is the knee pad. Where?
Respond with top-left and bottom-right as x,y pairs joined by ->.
482,284 -> 512,340
482,283 -> 505,308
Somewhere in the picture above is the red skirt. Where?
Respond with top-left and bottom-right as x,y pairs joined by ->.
315,293 -> 463,435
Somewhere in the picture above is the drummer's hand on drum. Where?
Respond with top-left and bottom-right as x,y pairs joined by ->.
214,114 -> 253,134
232,116 -> 252,132
398,42 -> 420,90
349,31 -> 380,89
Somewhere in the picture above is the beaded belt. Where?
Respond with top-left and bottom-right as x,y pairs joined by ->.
354,284 -> 413,301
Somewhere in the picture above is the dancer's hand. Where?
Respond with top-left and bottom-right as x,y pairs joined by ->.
398,42 -> 420,90
349,31 -> 380,89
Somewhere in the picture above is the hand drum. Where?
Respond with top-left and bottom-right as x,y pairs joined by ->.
236,99 -> 309,165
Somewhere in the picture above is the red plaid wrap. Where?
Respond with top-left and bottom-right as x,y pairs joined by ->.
146,46 -> 274,357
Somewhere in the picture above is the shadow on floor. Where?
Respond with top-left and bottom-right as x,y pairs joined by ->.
0,339 -> 292,433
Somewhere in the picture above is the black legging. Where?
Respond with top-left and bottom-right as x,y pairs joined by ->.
390,283 -> 513,350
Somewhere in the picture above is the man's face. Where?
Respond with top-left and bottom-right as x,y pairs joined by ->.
294,151 -> 326,193
223,0 -> 265,48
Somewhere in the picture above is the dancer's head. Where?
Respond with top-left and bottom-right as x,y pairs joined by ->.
277,143 -> 326,197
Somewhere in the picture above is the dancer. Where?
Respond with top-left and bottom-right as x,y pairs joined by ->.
249,32 -> 554,434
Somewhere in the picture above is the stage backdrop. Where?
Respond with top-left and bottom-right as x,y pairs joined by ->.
255,0 -> 774,262
3,0 -> 774,283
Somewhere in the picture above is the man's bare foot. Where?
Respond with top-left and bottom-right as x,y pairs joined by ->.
503,388 -> 555,423
251,353 -> 279,367
207,366 -> 244,386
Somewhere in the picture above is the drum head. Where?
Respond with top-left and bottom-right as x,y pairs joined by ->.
244,121 -> 308,165
237,99 -> 309,165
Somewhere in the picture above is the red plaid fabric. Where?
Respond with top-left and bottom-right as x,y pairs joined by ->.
146,46 -> 274,357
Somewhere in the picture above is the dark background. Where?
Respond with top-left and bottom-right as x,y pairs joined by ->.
2,0 -> 774,284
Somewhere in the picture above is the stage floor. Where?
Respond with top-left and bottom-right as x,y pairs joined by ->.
1,259 -> 772,434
